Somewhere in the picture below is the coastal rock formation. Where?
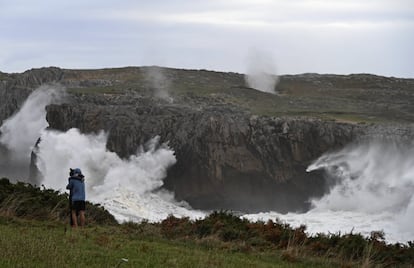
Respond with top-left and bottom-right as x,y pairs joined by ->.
1,67 -> 414,213
45,95 -> 363,212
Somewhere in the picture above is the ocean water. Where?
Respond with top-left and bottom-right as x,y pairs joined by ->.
1,87 -> 413,243
245,141 -> 414,243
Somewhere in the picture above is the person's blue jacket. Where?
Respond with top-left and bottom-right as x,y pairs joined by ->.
66,176 -> 85,202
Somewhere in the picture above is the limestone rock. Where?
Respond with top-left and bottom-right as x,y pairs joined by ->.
2,66 -> 414,213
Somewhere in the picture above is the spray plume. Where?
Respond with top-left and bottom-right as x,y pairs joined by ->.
307,140 -> 414,236
3,85 -> 414,241
36,129 -> 203,222
0,84 -> 203,222
244,140 -> 414,243
0,85 -> 64,180
244,48 -> 279,94
144,66 -> 173,103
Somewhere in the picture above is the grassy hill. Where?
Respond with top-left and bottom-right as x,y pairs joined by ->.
59,67 -> 414,124
1,178 -> 414,267
2,66 -> 413,126
2,66 -> 414,124
0,219 -> 332,268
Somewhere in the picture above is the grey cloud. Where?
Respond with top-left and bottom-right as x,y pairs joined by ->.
0,0 -> 413,78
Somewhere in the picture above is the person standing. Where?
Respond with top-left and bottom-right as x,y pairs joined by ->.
66,168 -> 86,227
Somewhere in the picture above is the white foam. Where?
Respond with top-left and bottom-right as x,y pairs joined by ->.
0,85 -> 63,161
0,86 -> 204,222
35,128 -> 205,222
244,47 -> 278,94
244,141 -> 414,243
2,86 -> 414,243
243,210 -> 409,243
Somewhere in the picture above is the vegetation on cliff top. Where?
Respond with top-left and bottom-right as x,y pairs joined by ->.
2,66 -> 414,123
0,178 -> 116,225
1,178 -> 414,267
59,67 -> 414,124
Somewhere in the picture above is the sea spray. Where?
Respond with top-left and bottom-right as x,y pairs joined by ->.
35,129 -> 205,222
307,140 -> 414,215
0,85 -> 204,222
0,86 -> 63,158
3,85 -> 414,241
144,66 -> 173,102
244,47 -> 279,94
244,140 -> 414,243
0,85 -> 64,179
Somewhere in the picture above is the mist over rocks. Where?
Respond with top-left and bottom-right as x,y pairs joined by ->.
2,66 -> 414,213
44,98 -> 359,212
244,48 -> 279,94
0,67 -> 64,123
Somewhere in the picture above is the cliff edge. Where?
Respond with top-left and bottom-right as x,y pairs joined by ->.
1,66 -> 414,213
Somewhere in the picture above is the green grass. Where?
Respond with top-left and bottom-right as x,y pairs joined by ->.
1,180 -> 414,267
67,86 -> 126,95
0,73 -> 7,80
0,219 -> 331,268
0,178 -> 117,225
3,215 -> 414,268
58,67 -> 414,123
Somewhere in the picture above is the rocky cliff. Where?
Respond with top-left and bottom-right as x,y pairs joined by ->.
0,67 -> 63,123
1,67 -> 414,213
46,97 -> 363,212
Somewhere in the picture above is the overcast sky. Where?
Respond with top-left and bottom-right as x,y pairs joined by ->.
1,0 -> 413,77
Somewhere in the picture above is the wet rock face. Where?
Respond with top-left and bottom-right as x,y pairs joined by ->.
3,66 -> 414,213
11,67 -> 64,89
166,116 -> 362,212
45,97 -> 362,213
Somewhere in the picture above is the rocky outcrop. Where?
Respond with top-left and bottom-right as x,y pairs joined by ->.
45,94 -> 364,212
3,66 -> 414,213
0,67 -> 64,123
